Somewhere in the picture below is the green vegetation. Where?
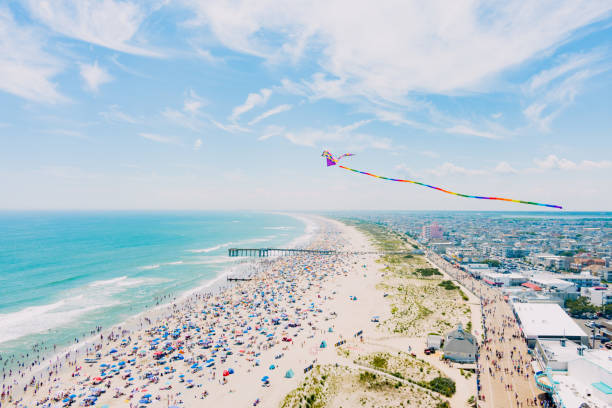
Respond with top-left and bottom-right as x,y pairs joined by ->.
415,268 -> 442,277
436,402 -> 451,408
565,296 -> 597,316
438,280 -> 459,290
371,355 -> 388,370
428,377 -> 456,397
483,259 -> 501,267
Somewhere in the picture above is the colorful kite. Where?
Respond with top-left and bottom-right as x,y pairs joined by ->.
322,151 -> 562,209
321,150 -> 355,167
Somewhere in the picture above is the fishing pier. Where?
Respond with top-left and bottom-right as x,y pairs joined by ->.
227,248 -> 413,257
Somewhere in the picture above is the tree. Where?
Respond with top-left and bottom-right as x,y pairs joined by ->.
565,297 -> 597,316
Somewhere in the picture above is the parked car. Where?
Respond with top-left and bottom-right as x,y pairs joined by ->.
424,347 -> 436,355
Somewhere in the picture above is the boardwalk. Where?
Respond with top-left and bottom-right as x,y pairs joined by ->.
426,251 -> 546,408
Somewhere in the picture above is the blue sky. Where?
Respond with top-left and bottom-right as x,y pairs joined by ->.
1,0 -> 611,211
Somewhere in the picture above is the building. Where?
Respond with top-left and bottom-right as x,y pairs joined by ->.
513,303 -> 588,346
533,340 -> 612,408
421,222 -> 443,241
442,324 -> 477,363
558,271 -> 601,289
581,286 -> 612,307
504,247 -> 529,258
528,274 -> 577,293
530,253 -> 571,270
481,271 -> 527,287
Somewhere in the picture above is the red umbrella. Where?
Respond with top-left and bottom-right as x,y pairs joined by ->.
223,370 -> 229,377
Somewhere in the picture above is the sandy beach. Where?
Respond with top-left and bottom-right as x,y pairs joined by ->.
2,215 -> 477,408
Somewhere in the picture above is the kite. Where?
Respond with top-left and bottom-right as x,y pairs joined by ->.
322,150 -> 355,167
322,151 -> 562,209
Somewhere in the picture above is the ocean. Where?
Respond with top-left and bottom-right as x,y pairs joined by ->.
0,211 -> 307,367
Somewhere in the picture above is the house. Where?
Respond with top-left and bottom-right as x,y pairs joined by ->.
443,324 -> 477,363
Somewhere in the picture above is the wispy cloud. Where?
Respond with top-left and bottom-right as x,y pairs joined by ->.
184,1 -> 612,101
494,161 -> 518,174
183,89 -> 206,114
248,104 -> 292,125
427,162 -> 487,177
79,61 -> 113,92
231,88 -> 272,120
420,151 -> 440,159
281,120 -> 389,150
523,52 -> 609,131
139,132 -> 175,144
258,125 -> 285,141
24,0 -> 161,57
100,105 -> 140,124
193,138 -> 202,150
533,155 -> 612,170
0,7 -> 66,103
445,124 -> 501,140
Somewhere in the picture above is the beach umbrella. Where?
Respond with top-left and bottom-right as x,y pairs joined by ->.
143,394 -> 152,398
261,376 -> 269,382
223,370 -> 229,377
269,364 -> 275,370
285,369 -> 294,378
110,348 -> 117,353
228,368 -> 234,374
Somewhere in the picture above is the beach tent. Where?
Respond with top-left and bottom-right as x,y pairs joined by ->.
320,341 -> 327,348
285,369 -> 294,378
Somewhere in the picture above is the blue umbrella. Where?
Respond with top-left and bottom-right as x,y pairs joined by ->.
109,348 -> 117,353
261,376 -> 269,382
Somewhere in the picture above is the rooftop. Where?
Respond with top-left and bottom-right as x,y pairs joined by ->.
513,303 -> 587,339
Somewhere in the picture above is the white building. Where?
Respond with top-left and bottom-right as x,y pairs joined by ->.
581,286 -> 612,307
534,343 -> 612,408
528,273 -> 577,293
481,271 -> 526,287
513,303 -> 588,346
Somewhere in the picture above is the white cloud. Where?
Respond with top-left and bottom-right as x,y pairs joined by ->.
420,150 -> 440,159
491,113 -> 502,119
231,88 -> 272,120
195,48 -> 223,64
183,89 -> 206,114
183,0 -> 612,101
525,52 -> 601,93
24,0 -> 160,56
0,8 -> 65,103
139,132 -> 174,144
445,124 -> 501,140
248,104 -> 292,125
534,155 -> 612,170
79,61 -> 113,92
523,52 -> 609,131
427,162 -> 487,177
100,105 -> 139,124
394,163 -> 418,177
258,125 -> 285,141
281,120 -> 390,150
193,138 -> 202,150
494,161 -> 518,174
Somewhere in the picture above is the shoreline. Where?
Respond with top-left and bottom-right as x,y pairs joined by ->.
0,213 -> 313,390
3,215 -> 477,408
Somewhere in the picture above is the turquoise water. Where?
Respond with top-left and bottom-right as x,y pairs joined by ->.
0,211 -> 305,363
